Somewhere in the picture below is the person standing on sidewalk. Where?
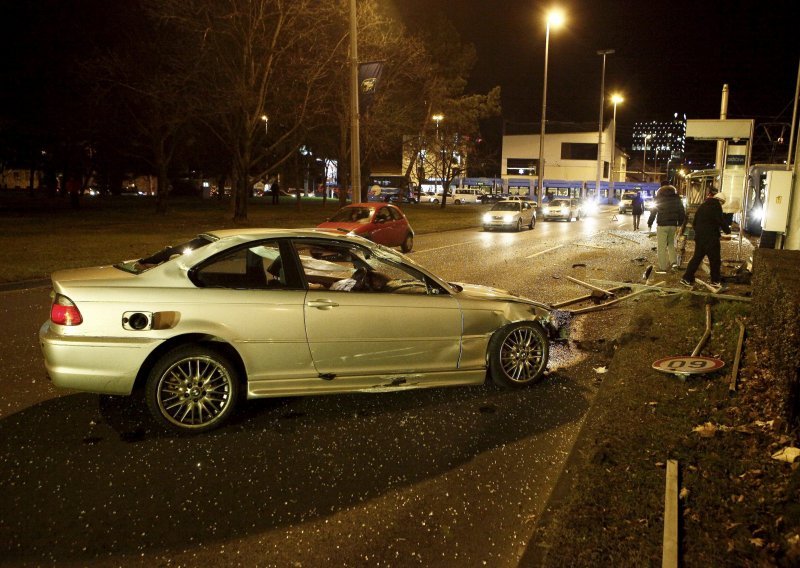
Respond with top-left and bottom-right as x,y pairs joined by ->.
680,188 -> 731,292
647,184 -> 685,274
631,191 -> 645,231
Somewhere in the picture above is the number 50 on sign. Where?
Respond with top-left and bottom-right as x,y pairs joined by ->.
652,356 -> 725,375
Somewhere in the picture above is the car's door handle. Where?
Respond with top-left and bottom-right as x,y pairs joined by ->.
307,299 -> 340,310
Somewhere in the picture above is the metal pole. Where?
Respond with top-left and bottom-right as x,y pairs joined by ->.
643,135 -> 650,182
537,23 -> 552,208
609,95 -> 622,200
787,57 -> 800,167
349,0 -> 361,203
715,84 -> 729,169
596,49 -> 614,201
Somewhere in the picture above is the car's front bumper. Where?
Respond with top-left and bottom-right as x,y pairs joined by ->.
483,217 -> 520,229
40,322 -> 161,395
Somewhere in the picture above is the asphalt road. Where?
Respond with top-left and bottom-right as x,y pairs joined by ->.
0,207 -> 655,567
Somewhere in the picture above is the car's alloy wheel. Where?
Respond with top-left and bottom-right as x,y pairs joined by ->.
516,218 -> 522,232
145,345 -> 240,433
488,322 -> 549,388
401,233 -> 414,253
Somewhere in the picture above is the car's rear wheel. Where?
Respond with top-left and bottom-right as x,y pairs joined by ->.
488,322 -> 549,388
529,216 -> 536,230
145,345 -> 241,433
401,233 -> 414,253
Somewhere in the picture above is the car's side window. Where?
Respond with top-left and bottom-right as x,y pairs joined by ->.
292,240 -> 433,295
192,242 -> 288,290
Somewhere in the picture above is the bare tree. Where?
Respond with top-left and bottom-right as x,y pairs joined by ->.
420,88 -> 502,208
153,0 -> 344,222
91,5 -> 201,213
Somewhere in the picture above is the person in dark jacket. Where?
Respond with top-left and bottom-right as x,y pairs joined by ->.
647,184 -> 686,273
630,191 -> 645,230
680,188 -> 731,292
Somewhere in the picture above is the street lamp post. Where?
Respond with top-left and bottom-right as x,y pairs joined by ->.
432,113 -> 444,194
261,114 -> 269,160
609,94 -> 623,199
595,49 -> 615,201
642,134 -> 651,182
537,8 -> 564,208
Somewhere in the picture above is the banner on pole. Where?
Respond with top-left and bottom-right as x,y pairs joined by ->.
358,61 -> 384,114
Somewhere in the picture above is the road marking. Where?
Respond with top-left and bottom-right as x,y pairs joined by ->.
526,244 -> 563,258
415,240 -> 479,254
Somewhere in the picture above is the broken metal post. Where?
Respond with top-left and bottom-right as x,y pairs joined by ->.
551,286 -> 628,309
728,321 -> 746,393
569,282 -> 665,314
565,275 -> 616,297
663,459 -> 679,568
608,231 -> 641,244
691,302 -> 713,356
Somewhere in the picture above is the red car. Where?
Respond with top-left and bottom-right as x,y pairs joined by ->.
317,203 -> 415,252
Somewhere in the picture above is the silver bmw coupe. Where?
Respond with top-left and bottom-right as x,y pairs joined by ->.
40,229 -> 558,433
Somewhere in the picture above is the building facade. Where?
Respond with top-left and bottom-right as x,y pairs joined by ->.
631,113 -> 686,182
501,121 -> 628,200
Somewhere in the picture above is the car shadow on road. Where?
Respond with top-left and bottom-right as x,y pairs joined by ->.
0,375 -> 591,565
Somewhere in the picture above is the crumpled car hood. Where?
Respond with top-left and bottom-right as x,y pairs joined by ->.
453,282 -> 549,309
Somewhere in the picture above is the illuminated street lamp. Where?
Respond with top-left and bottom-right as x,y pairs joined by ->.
536,8 -> 565,207
609,94 -> 623,198
432,113 -> 444,193
642,134 -> 652,182
595,49 -> 614,201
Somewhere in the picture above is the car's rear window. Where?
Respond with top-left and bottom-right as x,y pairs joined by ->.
114,235 -> 215,274
330,207 -> 373,223
491,202 -> 520,211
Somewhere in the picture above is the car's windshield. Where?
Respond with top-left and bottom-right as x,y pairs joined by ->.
622,192 -> 638,200
490,202 -> 520,212
114,234 -> 216,274
549,200 -> 569,207
329,207 -> 373,224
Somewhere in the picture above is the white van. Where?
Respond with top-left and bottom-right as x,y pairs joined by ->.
452,188 -> 483,204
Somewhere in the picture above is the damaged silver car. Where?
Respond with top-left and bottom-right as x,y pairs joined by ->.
40,229 -> 559,433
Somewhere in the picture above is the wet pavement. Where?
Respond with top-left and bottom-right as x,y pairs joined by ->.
0,207 -> 754,566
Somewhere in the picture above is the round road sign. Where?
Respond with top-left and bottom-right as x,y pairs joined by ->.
652,355 -> 725,375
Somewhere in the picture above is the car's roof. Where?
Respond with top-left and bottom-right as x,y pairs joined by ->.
205,227 -> 364,242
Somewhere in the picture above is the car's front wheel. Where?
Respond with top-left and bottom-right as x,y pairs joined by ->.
488,322 -> 549,388
515,218 -> 522,232
401,233 -> 414,253
145,345 -> 241,433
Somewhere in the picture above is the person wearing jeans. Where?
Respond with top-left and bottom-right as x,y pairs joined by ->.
647,185 -> 686,274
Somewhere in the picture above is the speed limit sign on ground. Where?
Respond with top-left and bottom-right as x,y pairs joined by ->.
652,356 -> 725,375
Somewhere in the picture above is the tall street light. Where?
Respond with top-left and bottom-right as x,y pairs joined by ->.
609,94 -> 623,198
642,133 -> 652,182
595,49 -> 614,201
432,114 -> 444,193
536,8 -> 565,207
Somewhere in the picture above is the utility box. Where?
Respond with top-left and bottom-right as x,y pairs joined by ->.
762,170 -> 793,232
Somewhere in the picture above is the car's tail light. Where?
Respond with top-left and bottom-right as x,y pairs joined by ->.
50,294 -> 83,326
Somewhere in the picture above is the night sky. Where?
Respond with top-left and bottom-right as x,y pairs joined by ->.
395,0 -> 799,151
2,1 -> 798,165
